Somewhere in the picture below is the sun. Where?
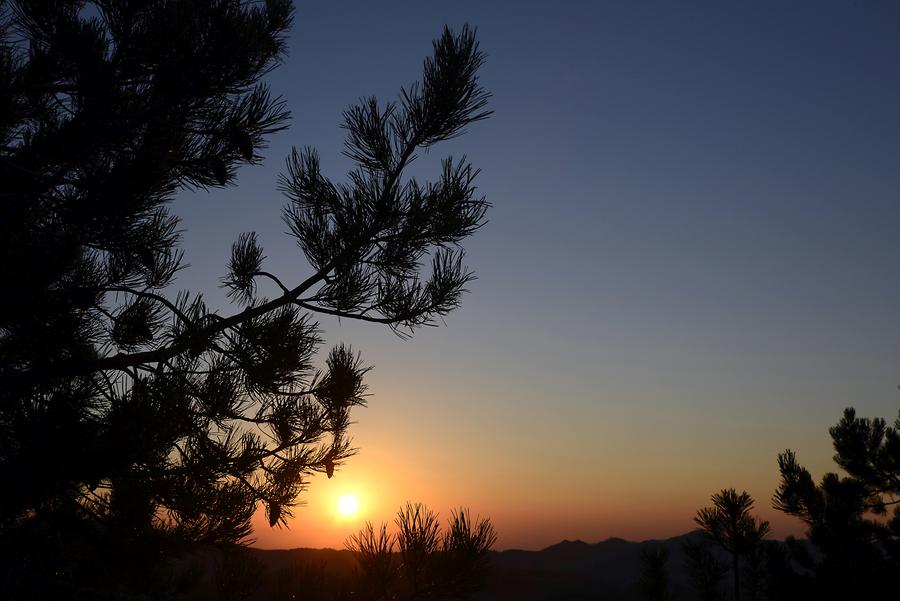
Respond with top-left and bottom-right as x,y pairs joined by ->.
337,494 -> 360,517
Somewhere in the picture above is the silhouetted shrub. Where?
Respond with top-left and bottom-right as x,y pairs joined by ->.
683,539 -> 728,601
636,545 -> 676,601
347,503 -> 497,600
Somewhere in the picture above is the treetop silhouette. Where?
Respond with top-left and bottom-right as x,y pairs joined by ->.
772,407 -> 900,599
694,488 -> 770,601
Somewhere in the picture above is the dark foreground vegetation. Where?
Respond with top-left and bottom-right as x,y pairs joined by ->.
638,407 -> 900,601
4,405 -> 891,600
3,502 -> 497,600
1,0 -> 495,598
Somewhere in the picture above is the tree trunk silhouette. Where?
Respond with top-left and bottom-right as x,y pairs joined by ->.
732,551 -> 740,601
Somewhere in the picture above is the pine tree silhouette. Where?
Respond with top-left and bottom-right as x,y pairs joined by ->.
694,489 -> 770,601
0,1 -> 492,595
773,407 -> 900,599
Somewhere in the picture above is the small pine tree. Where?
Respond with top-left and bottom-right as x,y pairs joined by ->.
636,545 -> 676,601
694,489 -> 770,601
683,539 -> 728,601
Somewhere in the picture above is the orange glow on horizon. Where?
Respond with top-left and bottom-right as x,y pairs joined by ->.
247,387 -> 819,552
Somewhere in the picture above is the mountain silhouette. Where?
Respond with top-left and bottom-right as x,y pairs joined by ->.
480,531 -> 705,600
217,531 -> 714,600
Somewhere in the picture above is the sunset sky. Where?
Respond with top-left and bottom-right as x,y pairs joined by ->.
174,1 -> 900,550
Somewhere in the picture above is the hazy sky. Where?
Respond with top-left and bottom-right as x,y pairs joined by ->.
174,1 -> 900,550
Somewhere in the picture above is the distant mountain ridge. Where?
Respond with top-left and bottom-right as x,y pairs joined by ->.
481,531 -> 705,600
246,530 -> 715,600
237,530 -> 805,600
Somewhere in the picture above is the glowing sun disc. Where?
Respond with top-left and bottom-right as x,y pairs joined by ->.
337,494 -> 359,516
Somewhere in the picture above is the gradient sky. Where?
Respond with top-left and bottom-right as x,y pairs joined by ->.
173,1 -> 900,550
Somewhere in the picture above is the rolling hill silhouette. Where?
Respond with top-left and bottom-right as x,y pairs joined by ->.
239,531 -> 711,600
479,531 -> 704,600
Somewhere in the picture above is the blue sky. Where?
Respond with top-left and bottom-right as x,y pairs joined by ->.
174,1 -> 900,548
